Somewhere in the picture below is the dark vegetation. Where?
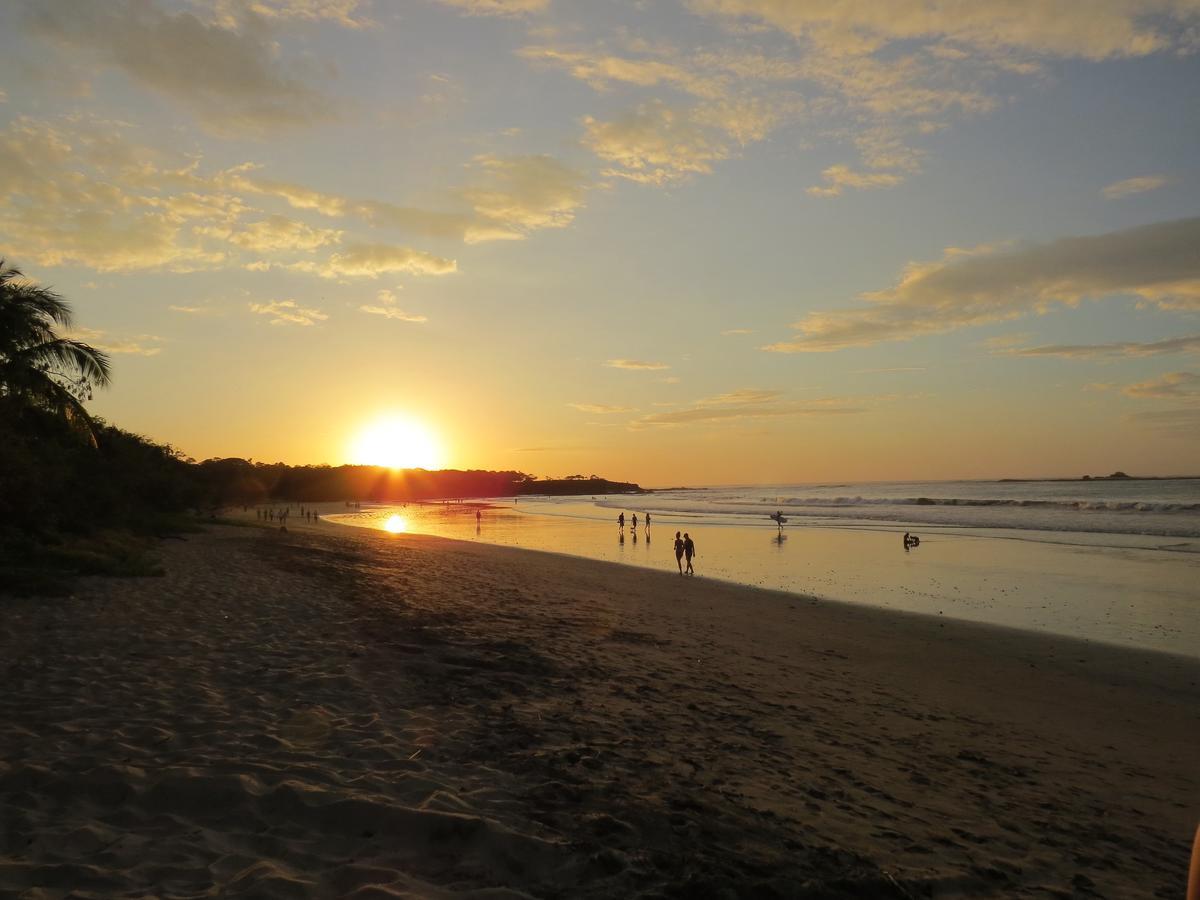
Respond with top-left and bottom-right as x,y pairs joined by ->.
0,262 -> 640,593
193,460 -> 642,507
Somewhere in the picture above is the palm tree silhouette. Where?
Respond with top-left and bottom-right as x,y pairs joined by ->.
0,261 -> 111,444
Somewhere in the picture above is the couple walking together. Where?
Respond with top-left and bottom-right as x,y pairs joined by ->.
673,532 -> 696,575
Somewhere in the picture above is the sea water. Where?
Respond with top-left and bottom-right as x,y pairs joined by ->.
327,479 -> 1200,658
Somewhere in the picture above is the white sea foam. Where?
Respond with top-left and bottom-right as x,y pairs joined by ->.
592,479 -> 1200,539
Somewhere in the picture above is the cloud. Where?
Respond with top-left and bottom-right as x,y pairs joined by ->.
169,304 -> 223,315
1102,175 -> 1169,199
460,155 -> 589,240
314,242 -> 457,279
686,1 -> 1197,61
605,358 -> 670,370
25,0 -> 337,135
568,402 -> 635,413
358,287 -> 426,322
210,214 -> 342,252
807,164 -> 905,197
433,0 -> 549,15
535,2 -> 1197,195
584,102 -> 732,184
698,389 -> 782,405
1122,371 -> 1200,400
208,0 -> 371,28
65,327 -> 163,356
628,388 -> 865,428
249,298 -> 328,325
227,154 -> 588,243
721,328 -> 754,335
999,333 -> 1200,359
359,305 -> 428,322
765,217 -> 1200,352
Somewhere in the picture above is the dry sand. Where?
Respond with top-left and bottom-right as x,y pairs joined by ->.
1,522 -> 1197,898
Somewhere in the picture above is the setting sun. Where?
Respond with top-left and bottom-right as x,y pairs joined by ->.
349,416 -> 443,470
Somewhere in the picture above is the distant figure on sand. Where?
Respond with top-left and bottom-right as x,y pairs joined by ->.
645,512 -> 651,531
770,510 -> 787,531
476,509 -> 481,524
618,512 -> 625,530
631,513 -> 638,530
903,532 -> 920,548
673,531 -> 684,574
683,533 -> 696,575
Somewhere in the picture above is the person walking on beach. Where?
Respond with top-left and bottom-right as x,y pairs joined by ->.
673,531 -> 685,574
618,512 -> 625,531
683,532 -> 696,575
645,512 -> 651,532
631,513 -> 638,531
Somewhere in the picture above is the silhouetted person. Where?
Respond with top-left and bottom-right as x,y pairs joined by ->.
618,512 -> 625,531
476,509 -> 481,525
673,531 -> 684,574
683,533 -> 696,574
645,513 -> 651,532
631,513 -> 638,531
903,531 -> 910,548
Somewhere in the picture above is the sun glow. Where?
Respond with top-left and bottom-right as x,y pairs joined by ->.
349,416 -> 444,470
383,515 -> 408,534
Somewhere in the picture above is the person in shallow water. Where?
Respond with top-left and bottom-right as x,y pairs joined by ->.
631,513 -> 638,531
673,531 -> 685,574
683,532 -> 696,575
618,512 -> 625,530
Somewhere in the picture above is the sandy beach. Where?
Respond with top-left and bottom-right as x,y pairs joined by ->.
2,522 -> 1197,898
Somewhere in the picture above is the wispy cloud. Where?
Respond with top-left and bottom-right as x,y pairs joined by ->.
1102,175 -> 1168,199
359,305 -> 427,322
568,402 -> 635,413
721,328 -> 754,335
605,358 -> 670,370
1122,371 -> 1200,400
764,217 -> 1200,352
169,304 -> 222,316
25,0 -> 338,135
66,327 -> 164,356
628,387 -> 867,428
312,243 -> 457,279
433,0 -> 549,16
358,287 -> 427,322
249,299 -> 328,325
999,334 -> 1200,359
807,164 -> 904,197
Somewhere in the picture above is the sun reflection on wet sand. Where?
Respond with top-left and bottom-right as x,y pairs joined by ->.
383,515 -> 407,533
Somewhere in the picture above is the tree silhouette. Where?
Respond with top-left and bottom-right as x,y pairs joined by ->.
0,261 -> 111,445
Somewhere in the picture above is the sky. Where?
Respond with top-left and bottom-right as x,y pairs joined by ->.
1,0 -> 1198,486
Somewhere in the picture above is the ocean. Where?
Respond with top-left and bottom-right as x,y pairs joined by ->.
326,479 -> 1200,658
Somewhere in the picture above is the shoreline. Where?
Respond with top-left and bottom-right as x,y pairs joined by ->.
3,521 -> 1198,897
316,503 -> 1200,659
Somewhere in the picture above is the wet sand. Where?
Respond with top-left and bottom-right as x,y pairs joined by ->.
330,500 -> 1200,658
1,522 -> 1197,898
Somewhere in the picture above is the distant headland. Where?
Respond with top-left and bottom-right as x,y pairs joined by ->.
998,472 -> 1200,483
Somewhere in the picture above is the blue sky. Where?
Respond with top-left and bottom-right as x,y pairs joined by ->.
1,0 -> 1198,483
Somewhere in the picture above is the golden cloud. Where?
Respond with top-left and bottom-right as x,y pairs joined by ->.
249,299 -> 328,325
765,217 -> 1200,352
